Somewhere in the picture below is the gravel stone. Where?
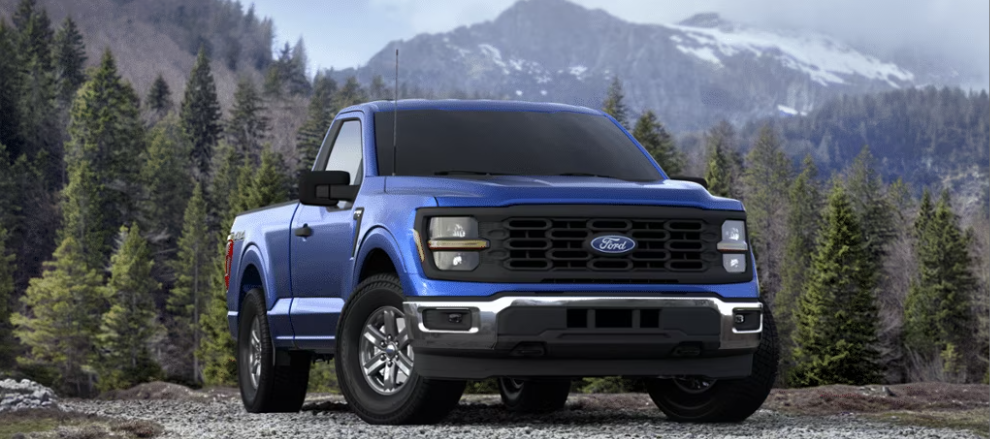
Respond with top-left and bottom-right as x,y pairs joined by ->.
0,379 -> 59,412
58,394 -> 986,439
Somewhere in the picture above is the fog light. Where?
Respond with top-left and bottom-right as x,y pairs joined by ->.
723,254 -> 746,273
434,251 -> 479,271
423,308 -> 473,330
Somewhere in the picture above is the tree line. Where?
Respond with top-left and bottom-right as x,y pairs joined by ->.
0,1 -> 987,397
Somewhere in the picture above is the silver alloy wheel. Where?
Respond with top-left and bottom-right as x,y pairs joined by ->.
249,317 -> 263,389
359,305 -> 414,395
672,377 -> 717,394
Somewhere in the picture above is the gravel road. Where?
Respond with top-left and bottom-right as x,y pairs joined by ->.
60,393 -> 986,439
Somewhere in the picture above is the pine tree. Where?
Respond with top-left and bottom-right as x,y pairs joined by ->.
846,146 -> 895,276
52,16 -> 87,107
601,76 -> 628,128
247,145 -> 291,209
286,37 -> 311,96
13,0 -> 60,190
0,23 -> 25,156
334,76 -> 366,109
146,73 -> 173,115
207,141 -> 241,231
199,223 -> 236,385
742,124 -> 792,307
96,224 -> 163,391
168,183 -> 212,383
140,113 -> 193,247
632,110 -> 684,176
0,226 -> 16,369
369,75 -> 389,101
702,121 -> 742,199
181,46 -> 223,182
295,77 -> 337,178
12,235 -> 106,395
903,190 -> 979,381
790,182 -> 882,387
777,155 -> 821,382
226,77 -> 268,164
63,49 -> 145,270
263,43 -> 291,97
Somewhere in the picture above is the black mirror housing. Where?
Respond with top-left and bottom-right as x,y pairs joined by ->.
670,175 -> 709,191
299,170 -> 358,206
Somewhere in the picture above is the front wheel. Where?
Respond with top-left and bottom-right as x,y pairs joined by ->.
498,378 -> 571,413
336,274 -> 466,425
645,302 -> 779,422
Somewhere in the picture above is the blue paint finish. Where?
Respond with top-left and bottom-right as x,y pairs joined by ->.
225,99 -> 760,352
403,270 -> 761,299
268,299 -> 294,349
288,297 -> 345,351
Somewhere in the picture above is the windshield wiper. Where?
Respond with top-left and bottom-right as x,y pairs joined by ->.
434,170 -> 518,176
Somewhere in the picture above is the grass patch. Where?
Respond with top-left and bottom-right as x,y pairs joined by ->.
0,409 -> 164,439
866,409 -> 990,438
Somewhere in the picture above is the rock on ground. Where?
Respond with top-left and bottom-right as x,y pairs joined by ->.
0,379 -> 59,412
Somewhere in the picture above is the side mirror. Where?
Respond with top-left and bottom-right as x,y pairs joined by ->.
298,171 -> 359,206
670,175 -> 709,191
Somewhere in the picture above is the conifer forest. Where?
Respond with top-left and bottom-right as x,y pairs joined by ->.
0,0 -> 987,398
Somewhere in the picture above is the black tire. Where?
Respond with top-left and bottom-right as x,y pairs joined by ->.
498,378 -> 571,413
238,288 -> 312,413
336,274 -> 466,425
645,301 -> 779,423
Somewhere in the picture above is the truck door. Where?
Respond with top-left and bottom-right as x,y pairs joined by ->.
288,115 -> 365,351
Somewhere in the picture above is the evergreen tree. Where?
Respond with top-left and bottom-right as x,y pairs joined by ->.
702,122 -> 737,198
52,16 -> 87,107
139,113 -> 193,247
790,182 -> 882,387
146,73 -> 173,116
0,226 -> 15,369
180,46 -> 223,181
63,49 -> 145,270
0,23 -> 25,156
903,190 -> 979,381
226,77 -> 268,164
777,155 -> 822,383
96,224 -> 163,391
601,76 -> 628,128
247,145 -> 291,209
207,141 -> 241,231
286,37 -> 311,96
742,124 -> 792,307
168,183 -> 212,383
632,110 -> 684,176
845,146 -> 895,276
13,0 -> 60,190
263,42 -> 291,97
295,76 -> 337,178
369,75 -> 389,101
12,236 -> 106,395
334,76 -> 366,109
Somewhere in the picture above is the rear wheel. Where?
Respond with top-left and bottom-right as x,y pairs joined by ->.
238,288 -> 312,413
336,274 -> 466,424
498,377 -> 571,413
645,302 -> 779,422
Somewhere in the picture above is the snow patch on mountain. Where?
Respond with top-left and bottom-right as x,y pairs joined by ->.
665,22 -> 915,87
478,43 -> 510,74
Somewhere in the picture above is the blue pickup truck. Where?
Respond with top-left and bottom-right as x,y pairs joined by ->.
223,99 -> 778,425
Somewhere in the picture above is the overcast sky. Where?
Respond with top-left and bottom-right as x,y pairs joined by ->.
249,0 -> 989,85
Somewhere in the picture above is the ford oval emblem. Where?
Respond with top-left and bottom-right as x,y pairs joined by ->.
588,235 -> 637,255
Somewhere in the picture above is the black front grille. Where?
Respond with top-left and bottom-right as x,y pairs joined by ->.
492,217 -> 719,273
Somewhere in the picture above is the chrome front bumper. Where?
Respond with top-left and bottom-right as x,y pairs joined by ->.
403,295 -> 762,351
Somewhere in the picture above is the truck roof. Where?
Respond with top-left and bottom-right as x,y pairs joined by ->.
344,99 -> 606,116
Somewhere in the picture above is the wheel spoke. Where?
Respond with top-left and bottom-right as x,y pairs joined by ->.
383,309 -> 399,337
396,330 -> 411,350
396,352 -> 414,376
363,324 -> 388,345
363,356 -> 386,376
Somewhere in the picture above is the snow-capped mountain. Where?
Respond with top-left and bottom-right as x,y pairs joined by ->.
330,0 -> 966,132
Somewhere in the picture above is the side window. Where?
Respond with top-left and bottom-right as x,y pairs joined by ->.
325,120 -> 363,185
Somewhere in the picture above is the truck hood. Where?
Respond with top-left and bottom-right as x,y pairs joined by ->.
384,176 -> 744,211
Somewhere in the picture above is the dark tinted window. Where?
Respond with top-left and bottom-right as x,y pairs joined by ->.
374,110 -> 661,181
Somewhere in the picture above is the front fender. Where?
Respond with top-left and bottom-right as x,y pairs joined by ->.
350,226 -> 414,299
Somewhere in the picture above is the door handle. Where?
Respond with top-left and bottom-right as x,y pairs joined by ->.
294,224 -> 313,237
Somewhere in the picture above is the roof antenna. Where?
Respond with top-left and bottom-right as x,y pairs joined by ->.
392,48 -> 399,176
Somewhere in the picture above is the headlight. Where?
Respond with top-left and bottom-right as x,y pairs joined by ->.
427,217 -> 485,271
718,220 -> 748,273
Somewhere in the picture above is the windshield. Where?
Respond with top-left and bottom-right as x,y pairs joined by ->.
373,110 -> 662,181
